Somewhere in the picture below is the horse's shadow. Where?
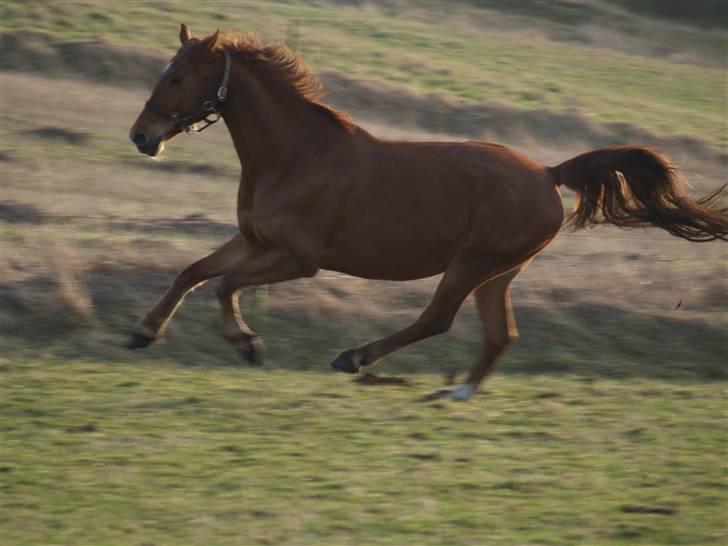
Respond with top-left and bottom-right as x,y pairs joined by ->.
1,262 -> 725,381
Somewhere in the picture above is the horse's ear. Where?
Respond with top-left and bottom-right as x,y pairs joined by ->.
179,23 -> 192,44
204,29 -> 222,55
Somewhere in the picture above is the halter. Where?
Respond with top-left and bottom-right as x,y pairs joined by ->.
145,48 -> 231,134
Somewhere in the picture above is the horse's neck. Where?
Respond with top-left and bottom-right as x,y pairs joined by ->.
221,65 -> 331,178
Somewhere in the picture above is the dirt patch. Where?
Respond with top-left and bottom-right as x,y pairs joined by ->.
109,213 -> 237,237
65,423 -> 98,433
0,201 -> 49,224
354,372 -> 410,386
620,504 -> 676,516
24,126 -> 91,146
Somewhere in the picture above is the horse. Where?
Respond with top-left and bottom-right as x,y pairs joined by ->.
127,25 -> 727,400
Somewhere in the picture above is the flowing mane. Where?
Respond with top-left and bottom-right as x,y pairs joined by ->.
212,32 -> 355,132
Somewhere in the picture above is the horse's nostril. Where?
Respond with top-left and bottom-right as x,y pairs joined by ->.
132,132 -> 149,147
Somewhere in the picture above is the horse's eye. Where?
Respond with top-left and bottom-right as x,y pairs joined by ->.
170,75 -> 183,85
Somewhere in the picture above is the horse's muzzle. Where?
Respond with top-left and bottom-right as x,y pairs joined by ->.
131,131 -> 163,157
131,131 -> 149,147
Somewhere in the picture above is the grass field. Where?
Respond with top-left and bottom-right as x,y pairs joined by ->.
1,1 -> 727,545
2,359 -> 725,546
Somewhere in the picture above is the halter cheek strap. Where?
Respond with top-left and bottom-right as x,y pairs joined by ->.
145,48 -> 231,134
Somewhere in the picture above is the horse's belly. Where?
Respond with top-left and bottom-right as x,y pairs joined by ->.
321,235 -> 455,281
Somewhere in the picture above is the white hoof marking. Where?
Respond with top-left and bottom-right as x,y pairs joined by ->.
448,384 -> 475,401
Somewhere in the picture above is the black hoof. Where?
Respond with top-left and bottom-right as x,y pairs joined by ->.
239,336 -> 264,366
124,332 -> 155,349
330,350 -> 361,374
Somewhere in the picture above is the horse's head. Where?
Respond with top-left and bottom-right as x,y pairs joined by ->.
129,24 -> 229,156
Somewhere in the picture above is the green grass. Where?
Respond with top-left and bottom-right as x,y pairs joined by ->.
1,357 -> 726,546
1,0 -> 725,146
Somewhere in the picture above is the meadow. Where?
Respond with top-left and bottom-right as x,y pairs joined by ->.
1,2 -> 726,545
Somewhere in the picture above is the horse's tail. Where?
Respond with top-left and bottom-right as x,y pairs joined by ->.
550,146 -> 728,242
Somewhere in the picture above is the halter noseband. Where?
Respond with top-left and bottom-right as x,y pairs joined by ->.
145,48 -> 231,134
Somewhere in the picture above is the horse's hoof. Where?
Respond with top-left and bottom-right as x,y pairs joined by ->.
239,336 -> 264,366
425,384 -> 476,402
424,389 -> 451,401
330,350 -> 361,374
124,332 -> 155,349
448,384 -> 476,401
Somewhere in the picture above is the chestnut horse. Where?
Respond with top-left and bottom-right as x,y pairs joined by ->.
127,25 -> 727,400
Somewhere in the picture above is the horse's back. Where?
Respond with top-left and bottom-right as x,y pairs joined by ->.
359,136 -> 561,231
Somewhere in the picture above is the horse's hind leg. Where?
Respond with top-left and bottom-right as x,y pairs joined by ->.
125,234 -> 247,348
330,252 -> 515,378
429,266 -> 522,401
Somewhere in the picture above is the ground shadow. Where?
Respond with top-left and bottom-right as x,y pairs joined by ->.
0,199 -> 238,238
108,214 -> 238,238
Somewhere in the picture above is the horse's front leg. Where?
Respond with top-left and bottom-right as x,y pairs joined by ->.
125,234 -> 249,348
216,281 -> 262,364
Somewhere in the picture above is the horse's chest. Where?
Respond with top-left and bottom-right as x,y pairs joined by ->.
235,199 -> 263,244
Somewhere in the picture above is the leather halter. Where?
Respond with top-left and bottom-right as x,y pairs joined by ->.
145,48 -> 231,134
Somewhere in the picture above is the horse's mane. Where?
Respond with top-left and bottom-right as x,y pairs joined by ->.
212,32 -> 355,133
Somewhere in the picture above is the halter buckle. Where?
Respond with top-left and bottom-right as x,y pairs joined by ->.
217,86 -> 228,101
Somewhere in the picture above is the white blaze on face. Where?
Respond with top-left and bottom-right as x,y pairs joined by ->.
162,57 -> 176,74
